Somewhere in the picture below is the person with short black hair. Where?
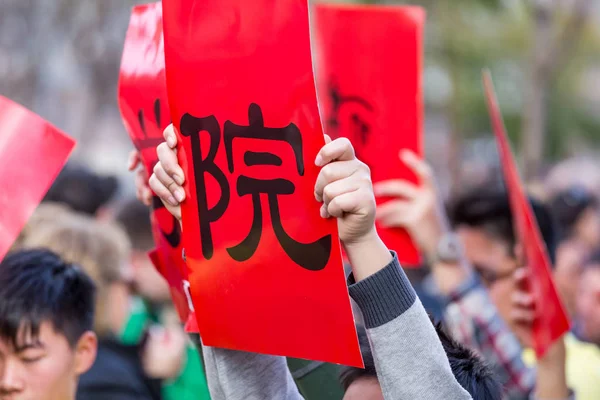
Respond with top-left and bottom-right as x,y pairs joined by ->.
44,163 -> 119,216
549,185 -> 600,247
339,324 -> 502,400
0,249 -> 98,400
21,212 -> 168,400
373,152 -> 574,400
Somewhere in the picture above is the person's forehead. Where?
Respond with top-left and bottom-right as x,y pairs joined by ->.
457,226 -> 509,253
0,329 -> 42,354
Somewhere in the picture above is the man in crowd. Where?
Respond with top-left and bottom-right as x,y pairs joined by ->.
374,149 -> 575,399
0,249 -> 98,400
20,211 -> 176,400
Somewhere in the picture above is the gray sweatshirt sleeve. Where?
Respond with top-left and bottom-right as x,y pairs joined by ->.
348,253 -> 473,400
200,343 -> 303,400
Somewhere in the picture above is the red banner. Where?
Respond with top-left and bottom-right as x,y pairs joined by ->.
315,4 -> 425,267
148,248 -> 193,325
118,2 -> 195,329
0,96 -> 75,261
162,0 -> 362,366
483,71 -> 570,357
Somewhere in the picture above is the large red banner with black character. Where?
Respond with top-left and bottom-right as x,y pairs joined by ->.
315,4 -> 425,267
118,2 -> 195,328
483,71 -> 570,357
162,0 -> 362,366
0,96 -> 76,261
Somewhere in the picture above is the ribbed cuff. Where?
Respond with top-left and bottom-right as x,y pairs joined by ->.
347,252 -> 416,329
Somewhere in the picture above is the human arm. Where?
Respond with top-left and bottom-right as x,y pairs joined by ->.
313,139 -> 472,399
148,128 -> 472,399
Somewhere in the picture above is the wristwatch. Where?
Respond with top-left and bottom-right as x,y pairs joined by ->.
428,232 -> 463,265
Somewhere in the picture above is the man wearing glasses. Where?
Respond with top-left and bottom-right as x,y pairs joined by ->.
374,153 -> 571,400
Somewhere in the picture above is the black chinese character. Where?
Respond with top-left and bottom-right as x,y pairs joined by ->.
327,82 -> 374,159
179,104 -> 331,271
179,113 -> 230,260
135,99 -> 168,150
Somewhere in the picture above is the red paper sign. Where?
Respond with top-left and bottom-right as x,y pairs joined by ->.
148,248 -> 193,324
482,71 -> 570,357
314,5 -> 425,267
0,96 -> 75,261
162,0 -> 362,366
118,2 -> 196,329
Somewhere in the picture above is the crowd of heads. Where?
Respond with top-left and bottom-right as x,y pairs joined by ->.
2,149 -> 600,400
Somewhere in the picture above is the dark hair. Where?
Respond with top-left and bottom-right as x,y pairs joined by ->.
0,249 -> 96,348
339,326 -> 376,391
115,198 -> 154,252
435,323 -> 502,400
449,188 -> 558,265
44,164 -> 118,215
584,249 -> 600,270
550,186 -> 598,241
340,324 -> 502,400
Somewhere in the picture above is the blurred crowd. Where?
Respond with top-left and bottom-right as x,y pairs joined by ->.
0,132 -> 599,399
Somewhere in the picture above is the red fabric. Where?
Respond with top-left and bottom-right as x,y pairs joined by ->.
483,71 -> 570,358
119,2 -> 196,329
315,5 -> 425,267
0,96 -> 75,261
162,0 -> 362,366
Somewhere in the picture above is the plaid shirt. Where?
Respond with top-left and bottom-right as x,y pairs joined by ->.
443,274 -> 535,400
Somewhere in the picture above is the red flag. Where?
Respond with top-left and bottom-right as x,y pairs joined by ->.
118,2 -> 196,330
314,5 -> 425,267
482,71 -> 570,357
0,96 -> 75,261
162,0 -> 362,366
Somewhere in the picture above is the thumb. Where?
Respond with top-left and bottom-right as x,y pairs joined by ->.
324,133 -> 332,144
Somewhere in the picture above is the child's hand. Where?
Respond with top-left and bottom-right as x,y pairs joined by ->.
148,124 -> 185,221
314,136 -> 376,247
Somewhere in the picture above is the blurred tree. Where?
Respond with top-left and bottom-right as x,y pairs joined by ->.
324,0 -> 600,186
522,0 -> 596,180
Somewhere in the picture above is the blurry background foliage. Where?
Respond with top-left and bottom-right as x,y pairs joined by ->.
1,0 -> 599,194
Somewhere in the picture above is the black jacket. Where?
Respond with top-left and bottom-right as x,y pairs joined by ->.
77,338 -> 162,400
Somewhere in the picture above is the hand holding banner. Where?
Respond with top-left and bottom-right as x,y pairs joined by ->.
162,0 -> 362,366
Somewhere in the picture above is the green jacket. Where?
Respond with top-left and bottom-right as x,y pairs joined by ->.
120,298 -> 211,400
